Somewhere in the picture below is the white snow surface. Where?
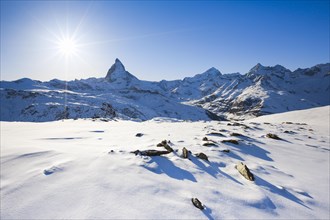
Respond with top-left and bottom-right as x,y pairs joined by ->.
1,106 -> 329,219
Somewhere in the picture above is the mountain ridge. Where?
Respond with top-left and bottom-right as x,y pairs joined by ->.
1,60 -> 329,122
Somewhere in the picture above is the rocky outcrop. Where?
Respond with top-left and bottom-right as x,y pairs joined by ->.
235,162 -> 254,181
195,153 -> 209,161
182,147 -> 189,159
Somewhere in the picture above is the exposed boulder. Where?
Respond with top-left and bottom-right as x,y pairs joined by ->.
182,147 -> 189,159
230,132 -> 243,137
207,132 -> 225,137
227,122 -> 250,129
191,198 -> 204,210
131,150 -> 170,156
203,142 -> 217,146
195,152 -> 209,161
235,162 -> 254,181
222,139 -> 239,145
157,140 -> 173,152
266,133 -> 281,140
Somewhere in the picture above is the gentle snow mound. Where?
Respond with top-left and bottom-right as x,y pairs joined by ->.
248,105 -> 329,133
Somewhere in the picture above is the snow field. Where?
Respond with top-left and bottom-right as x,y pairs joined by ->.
1,106 -> 329,219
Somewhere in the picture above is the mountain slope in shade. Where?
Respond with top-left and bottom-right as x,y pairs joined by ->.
0,59 -> 329,121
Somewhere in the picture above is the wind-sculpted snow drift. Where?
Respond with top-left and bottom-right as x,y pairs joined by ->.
1,59 -> 329,121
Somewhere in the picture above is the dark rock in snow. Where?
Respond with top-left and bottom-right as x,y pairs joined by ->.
222,139 -> 239,145
131,149 -> 170,156
182,147 -> 189,159
135,133 -> 144,137
230,132 -> 243,137
227,122 -> 250,129
266,133 -> 281,140
195,152 -> 209,161
203,142 -> 217,146
157,140 -> 167,147
157,140 -> 173,152
191,198 -> 204,210
207,132 -> 225,137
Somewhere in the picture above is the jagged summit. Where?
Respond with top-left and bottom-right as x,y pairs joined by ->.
105,58 -> 126,81
248,63 -> 265,73
247,63 -> 291,79
105,58 -> 138,84
112,58 -> 125,72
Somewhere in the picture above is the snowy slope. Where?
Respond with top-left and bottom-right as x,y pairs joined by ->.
1,106 -> 329,219
249,105 -> 330,132
1,59 -> 329,121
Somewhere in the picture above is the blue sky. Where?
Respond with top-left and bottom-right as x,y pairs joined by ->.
1,1 -> 329,81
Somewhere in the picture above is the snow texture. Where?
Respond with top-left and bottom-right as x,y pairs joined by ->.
1,106 -> 329,219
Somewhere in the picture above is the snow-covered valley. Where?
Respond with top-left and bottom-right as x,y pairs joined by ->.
1,106 -> 329,219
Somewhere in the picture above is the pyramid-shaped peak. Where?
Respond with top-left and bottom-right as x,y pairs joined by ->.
206,67 -> 220,73
249,63 -> 265,72
113,58 -> 125,71
202,67 -> 222,77
105,58 -> 126,81
105,58 -> 138,83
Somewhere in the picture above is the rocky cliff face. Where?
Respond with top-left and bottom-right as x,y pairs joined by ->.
1,59 -> 329,121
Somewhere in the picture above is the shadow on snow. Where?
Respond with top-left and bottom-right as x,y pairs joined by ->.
143,156 -> 197,182
255,175 -> 311,209
224,141 -> 273,162
189,156 -> 243,185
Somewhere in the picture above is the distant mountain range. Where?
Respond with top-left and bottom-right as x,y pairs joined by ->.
1,59 -> 329,122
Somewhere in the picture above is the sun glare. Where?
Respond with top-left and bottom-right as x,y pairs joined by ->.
57,37 -> 78,57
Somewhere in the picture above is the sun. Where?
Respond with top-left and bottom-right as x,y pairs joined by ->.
57,37 -> 78,57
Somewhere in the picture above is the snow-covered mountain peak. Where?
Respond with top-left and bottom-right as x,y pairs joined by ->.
114,58 -> 126,71
104,58 -> 138,84
249,63 -> 264,72
186,67 -> 222,82
247,63 -> 291,79
105,58 -> 126,80
203,67 -> 222,76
